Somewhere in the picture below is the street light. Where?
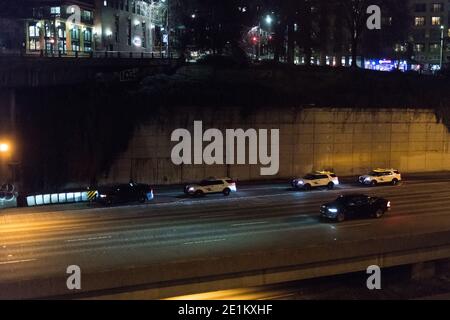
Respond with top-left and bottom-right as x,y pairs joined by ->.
440,25 -> 445,70
0,143 -> 9,153
0,142 -> 11,187
258,15 -> 274,60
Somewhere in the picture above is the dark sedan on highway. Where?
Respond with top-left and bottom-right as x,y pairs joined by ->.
320,194 -> 390,222
96,182 -> 154,205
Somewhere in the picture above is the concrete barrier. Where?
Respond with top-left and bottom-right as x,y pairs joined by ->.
25,190 -> 97,207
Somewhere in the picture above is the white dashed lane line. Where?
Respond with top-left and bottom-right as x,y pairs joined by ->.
66,235 -> 112,243
183,238 -> 227,245
0,259 -> 37,265
337,223 -> 372,229
232,221 -> 268,227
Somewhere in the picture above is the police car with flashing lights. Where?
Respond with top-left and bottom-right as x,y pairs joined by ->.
184,177 -> 237,197
358,168 -> 402,187
291,171 -> 340,191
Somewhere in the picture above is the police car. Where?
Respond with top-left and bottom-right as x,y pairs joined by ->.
184,177 -> 237,197
291,171 -> 340,191
358,169 -> 402,186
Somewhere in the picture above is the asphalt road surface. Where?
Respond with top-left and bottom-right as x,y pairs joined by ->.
1,177 -> 450,298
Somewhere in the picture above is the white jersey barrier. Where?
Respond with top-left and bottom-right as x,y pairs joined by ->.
26,190 -> 98,207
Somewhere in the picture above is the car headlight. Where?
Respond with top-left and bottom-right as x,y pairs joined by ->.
297,181 -> 304,185
364,178 -> 371,182
188,187 -> 195,192
100,194 -> 107,198
328,208 -> 338,213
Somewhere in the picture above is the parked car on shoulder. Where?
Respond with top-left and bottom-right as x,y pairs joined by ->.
184,178 -> 237,197
358,168 -> 402,186
96,182 -> 154,205
320,194 -> 391,222
291,171 -> 340,191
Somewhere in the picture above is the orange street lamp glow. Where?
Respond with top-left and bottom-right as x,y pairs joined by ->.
0,143 -> 10,153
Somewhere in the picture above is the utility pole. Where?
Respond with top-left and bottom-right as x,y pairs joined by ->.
258,21 -> 261,60
440,25 -> 445,70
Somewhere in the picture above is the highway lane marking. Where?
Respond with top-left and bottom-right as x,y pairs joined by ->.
260,293 -> 296,300
199,214 -> 234,218
232,221 -> 268,227
66,235 -> 112,243
336,223 -> 372,228
157,186 -> 286,196
178,193 -> 301,205
4,184 -> 448,219
4,196 -> 450,242
2,180 -> 449,216
0,259 -> 36,265
183,238 -> 227,245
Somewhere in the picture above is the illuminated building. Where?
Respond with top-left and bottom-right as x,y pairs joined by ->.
1,0 -> 167,57
93,0 -> 167,54
24,0 -> 95,56
410,1 -> 450,70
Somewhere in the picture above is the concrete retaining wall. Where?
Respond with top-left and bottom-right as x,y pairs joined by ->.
101,108 -> 450,185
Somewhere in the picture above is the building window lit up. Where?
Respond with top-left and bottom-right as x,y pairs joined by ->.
50,7 -> 61,15
414,43 -> 425,52
431,16 -> 442,25
431,3 -> 443,12
415,16 -> 426,26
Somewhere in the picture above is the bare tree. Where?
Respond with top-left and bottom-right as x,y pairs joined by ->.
340,0 -> 370,68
